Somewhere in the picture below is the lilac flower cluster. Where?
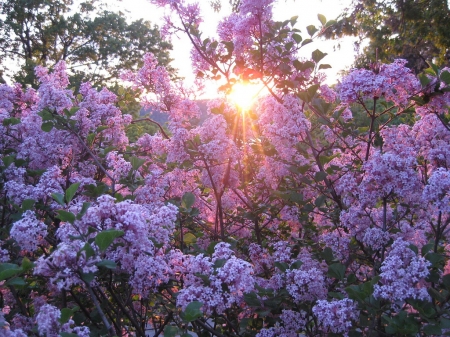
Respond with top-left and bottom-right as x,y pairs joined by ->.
312,299 -> 359,336
374,238 -> 430,302
177,243 -> 254,314
10,210 -> 47,252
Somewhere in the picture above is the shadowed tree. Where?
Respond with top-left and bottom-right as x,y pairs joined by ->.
0,0 -> 173,87
326,0 -> 450,73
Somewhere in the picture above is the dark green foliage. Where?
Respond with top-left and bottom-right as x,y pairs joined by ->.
327,0 -> 450,73
0,0 -> 173,88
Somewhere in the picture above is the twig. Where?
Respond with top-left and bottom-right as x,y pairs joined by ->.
131,118 -> 171,140
86,283 -> 116,337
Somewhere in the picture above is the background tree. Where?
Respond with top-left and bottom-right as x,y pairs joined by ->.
327,0 -> 450,72
0,0 -> 173,88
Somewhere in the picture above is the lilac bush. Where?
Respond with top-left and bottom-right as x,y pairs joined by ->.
0,0 -> 450,336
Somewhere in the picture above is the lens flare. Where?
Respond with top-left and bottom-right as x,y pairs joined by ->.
228,82 -> 261,110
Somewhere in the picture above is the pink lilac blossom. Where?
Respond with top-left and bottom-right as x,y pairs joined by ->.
177,243 -> 254,314
35,304 -> 90,337
319,84 -> 337,103
422,168 -> 450,213
10,210 -> 47,252
5,165 -> 65,206
339,59 -> 420,106
10,314 -> 33,335
257,95 -> 311,162
373,238 -> 430,302
312,298 -> 359,336
248,243 -> 273,275
130,254 -> 170,297
34,240 -> 100,290
0,317 -> 27,337
76,82 -> 131,149
36,304 -> 61,337
319,229 -> 351,260
285,264 -> 327,302
106,151 -> 132,180
35,62 -> 73,114
362,227 -> 391,251
357,151 -> 421,208
255,309 -> 307,337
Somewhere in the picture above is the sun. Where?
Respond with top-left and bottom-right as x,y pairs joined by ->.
228,82 -> 262,110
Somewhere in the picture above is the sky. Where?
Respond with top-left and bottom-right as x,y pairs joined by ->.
115,0 -> 358,97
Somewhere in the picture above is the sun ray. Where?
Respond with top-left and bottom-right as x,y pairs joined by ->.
228,82 -> 262,111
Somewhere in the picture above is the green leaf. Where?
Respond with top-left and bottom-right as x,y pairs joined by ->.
442,274 -> 450,289
130,157 -> 146,171
60,308 -> 74,324
322,247 -> 334,263
290,15 -> 298,25
52,193 -> 65,206
214,258 -> 227,269
39,109 -> 54,121
56,210 -> 76,224
308,83 -> 320,98
419,73 -> 431,87
319,154 -> 338,165
21,257 -> 34,272
441,71 -> 450,85
86,133 -> 96,146
427,61 -> 439,76
314,171 -> 327,181
440,318 -> 450,329
317,14 -> 326,25
95,229 -> 124,252
207,241 -> 218,255
2,117 -> 21,126
76,202 -> 91,220
81,272 -> 95,283
292,33 -> 302,44
182,192 -> 196,209
325,20 -> 337,28
65,106 -> 80,117
223,41 -> 234,54
423,324 -> 442,335
164,326 -> 179,337
345,285 -> 367,302
244,292 -> 261,307
314,195 -> 326,207
426,252 -> 445,266
312,49 -> 327,63
306,25 -> 318,37
297,91 -> 310,103
96,260 -> 118,269
327,263 -> 346,280
428,287 -> 445,302
65,182 -> 80,204
79,242 -> 95,260
290,260 -> 303,269
319,64 -> 332,70
421,243 -> 434,256
408,244 -> 418,255
182,301 -> 203,322
96,125 -> 108,133
21,199 -> 35,211
41,122 -> 54,132
301,38 -> 312,47
2,156 -> 15,168
0,263 -> 22,281
6,277 -> 26,286
183,233 -> 196,245
274,262 -> 289,272
60,333 -> 79,337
